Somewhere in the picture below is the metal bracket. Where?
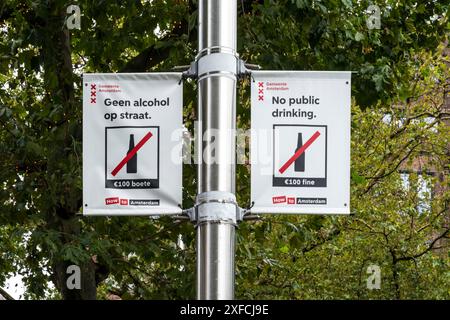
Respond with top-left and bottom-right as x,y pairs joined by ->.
177,207 -> 260,223
172,62 -> 198,80
181,206 -> 195,222
178,191 -> 251,225
183,61 -> 198,79
236,206 -> 246,222
239,202 -> 261,222
180,196 -> 259,224
237,60 -> 261,78
196,191 -> 238,225
175,58 -> 260,80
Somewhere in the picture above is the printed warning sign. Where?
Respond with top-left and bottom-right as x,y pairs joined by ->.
105,126 -> 159,189
250,71 -> 351,215
83,73 -> 182,215
273,124 -> 327,187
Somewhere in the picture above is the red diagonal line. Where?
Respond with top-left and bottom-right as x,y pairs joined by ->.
278,130 -> 321,174
111,132 -> 153,176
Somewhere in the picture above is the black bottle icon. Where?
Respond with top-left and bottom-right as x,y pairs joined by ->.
294,132 -> 305,172
126,134 -> 137,173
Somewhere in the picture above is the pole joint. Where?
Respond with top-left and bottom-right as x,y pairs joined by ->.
182,191 -> 248,225
177,56 -> 261,81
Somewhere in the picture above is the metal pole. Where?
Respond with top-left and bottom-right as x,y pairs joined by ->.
196,0 -> 237,300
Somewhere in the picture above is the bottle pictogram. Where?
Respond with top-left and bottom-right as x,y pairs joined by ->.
273,124 -> 327,187
105,126 -> 159,189
294,133 -> 305,172
127,134 -> 137,173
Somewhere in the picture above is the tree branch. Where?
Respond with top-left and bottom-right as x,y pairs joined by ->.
119,41 -> 173,73
361,141 -> 422,195
416,205 -> 449,234
119,7 -> 193,72
395,228 -> 450,262
300,228 -> 341,254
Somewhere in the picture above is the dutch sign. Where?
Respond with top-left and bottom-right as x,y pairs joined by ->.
83,73 -> 183,215
250,71 -> 351,214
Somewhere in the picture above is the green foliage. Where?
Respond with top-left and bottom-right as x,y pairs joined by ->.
239,0 -> 449,107
235,48 -> 450,299
0,0 -> 449,299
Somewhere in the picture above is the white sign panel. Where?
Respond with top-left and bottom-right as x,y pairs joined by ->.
83,73 -> 183,215
251,71 -> 351,214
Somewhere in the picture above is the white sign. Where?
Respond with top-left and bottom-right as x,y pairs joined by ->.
250,71 -> 351,214
83,73 -> 183,215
